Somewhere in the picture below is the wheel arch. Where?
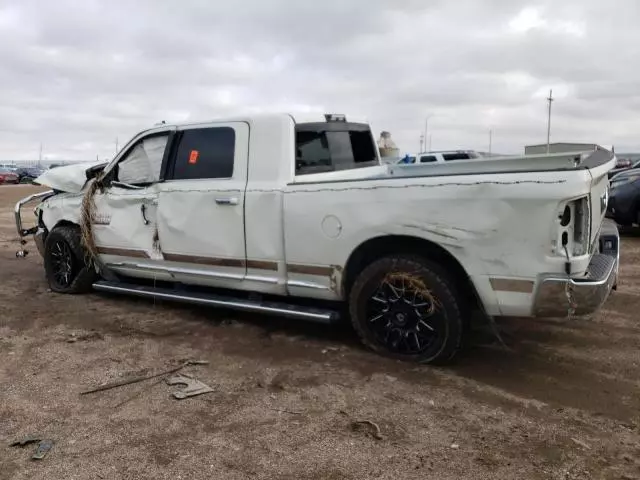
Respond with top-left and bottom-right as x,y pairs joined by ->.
52,219 -> 81,231
342,235 -> 482,313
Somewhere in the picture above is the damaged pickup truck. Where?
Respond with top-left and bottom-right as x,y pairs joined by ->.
16,113 -> 619,364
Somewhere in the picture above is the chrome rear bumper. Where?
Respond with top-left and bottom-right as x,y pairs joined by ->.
533,219 -> 619,317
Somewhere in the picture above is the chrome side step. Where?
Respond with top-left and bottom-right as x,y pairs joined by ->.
93,281 -> 339,324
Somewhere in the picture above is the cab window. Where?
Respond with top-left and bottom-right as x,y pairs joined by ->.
295,123 -> 378,175
117,134 -> 169,184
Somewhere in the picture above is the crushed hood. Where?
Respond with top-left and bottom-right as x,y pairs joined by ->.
34,161 -> 106,193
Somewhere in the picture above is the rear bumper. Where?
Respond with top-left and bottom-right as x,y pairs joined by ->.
533,219 -> 619,317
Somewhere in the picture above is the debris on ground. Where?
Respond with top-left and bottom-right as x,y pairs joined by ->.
351,420 -> 383,440
450,443 -> 460,450
321,347 -> 340,354
269,408 -> 303,415
80,360 -> 208,395
113,375 -> 171,409
9,436 -> 41,447
571,437 -> 591,450
66,331 -> 104,343
9,436 -> 54,460
32,439 -> 54,460
166,373 -> 214,399
269,371 -> 290,391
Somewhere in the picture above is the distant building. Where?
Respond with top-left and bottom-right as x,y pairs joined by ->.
525,143 -> 614,155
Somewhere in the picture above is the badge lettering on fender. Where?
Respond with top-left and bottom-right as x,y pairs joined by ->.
91,212 -> 111,225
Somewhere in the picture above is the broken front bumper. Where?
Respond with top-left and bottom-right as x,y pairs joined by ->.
533,219 -> 619,317
14,190 -> 54,256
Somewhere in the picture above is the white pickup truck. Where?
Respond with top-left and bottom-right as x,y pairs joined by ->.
15,113 -> 619,364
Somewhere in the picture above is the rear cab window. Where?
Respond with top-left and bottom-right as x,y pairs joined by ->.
442,152 -> 480,161
442,153 -> 471,161
295,122 -> 379,176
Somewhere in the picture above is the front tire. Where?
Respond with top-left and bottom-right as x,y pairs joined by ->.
349,255 -> 463,365
44,225 -> 98,294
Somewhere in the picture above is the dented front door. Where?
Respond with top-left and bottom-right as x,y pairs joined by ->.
92,184 -> 161,261
91,131 -> 172,271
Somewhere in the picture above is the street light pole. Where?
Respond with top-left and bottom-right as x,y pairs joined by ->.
489,129 -> 493,155
546,89 -> 553,154
424,115 -> 432,152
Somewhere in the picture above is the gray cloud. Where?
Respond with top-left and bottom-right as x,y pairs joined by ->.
0,0 -> 639,161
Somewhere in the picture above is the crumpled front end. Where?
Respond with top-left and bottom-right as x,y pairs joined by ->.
14,190 -> 55,258
32,161 -> 105,194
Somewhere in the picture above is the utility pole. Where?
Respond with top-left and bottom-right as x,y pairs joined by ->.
489,129 -> 493,155
419,134 -> 424,153
115,137 -> 119,155
546,89 -> 553,154
428,134 -> 432,151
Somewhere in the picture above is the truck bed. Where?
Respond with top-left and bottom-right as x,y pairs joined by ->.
386,149 -> 613,179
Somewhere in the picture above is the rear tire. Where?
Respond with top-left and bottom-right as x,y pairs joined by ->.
44,225 -> 98,294
348,255 -> 463,365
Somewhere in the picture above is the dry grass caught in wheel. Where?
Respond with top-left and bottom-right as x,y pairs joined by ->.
382,272 -> 441,315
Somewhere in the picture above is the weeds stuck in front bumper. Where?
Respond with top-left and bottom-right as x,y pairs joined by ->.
533,219 -> 619,317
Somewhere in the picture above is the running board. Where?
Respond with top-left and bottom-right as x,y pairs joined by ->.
92,281 -> 340,324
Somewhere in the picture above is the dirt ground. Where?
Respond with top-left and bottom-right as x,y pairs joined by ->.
0,184 -> 638,480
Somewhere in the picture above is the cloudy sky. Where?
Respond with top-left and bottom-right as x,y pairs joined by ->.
0,0 -> 638,161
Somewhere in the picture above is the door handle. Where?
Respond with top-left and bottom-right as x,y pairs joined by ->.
215,197 -> 239,206
140,204 -> 150,225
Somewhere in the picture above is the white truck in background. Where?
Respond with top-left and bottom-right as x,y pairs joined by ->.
15,113 -> 618,364
398,150 -> 483,164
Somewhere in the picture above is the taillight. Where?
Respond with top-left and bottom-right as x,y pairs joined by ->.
554,196 -> 591,257
572,196 -> 590,256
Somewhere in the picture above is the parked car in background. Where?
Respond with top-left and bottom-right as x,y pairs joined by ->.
607,167 -> 640,226
15,167 -> 44,184
398,150 -> 482,164
608,159 -> 640,180
616,157 -> 633,169
0,167 -> 19,185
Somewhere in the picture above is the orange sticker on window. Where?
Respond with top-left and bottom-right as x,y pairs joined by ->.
189,150 -> 199,164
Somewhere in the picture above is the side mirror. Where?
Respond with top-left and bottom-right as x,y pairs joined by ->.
86,162 -> 107,181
